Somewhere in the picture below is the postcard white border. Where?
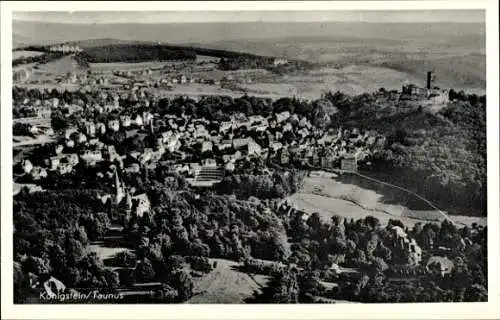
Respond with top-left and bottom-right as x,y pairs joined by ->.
1,1 -> 499,319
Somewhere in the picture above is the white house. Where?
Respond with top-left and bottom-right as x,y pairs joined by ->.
22,160 -> 33,174
131,193 -> 151,218
134,115 -> 143,127
276,111 -> 291,124
58,163 -> 73,175
107,120 -> 120,132
77,133 -> 87,144
64,128 -> 78,140
80,150 -> 103,163
65,139 -> 75,148
49,156 -> 61,171
30,166 -> 48,180
273,58 -> 288,66
201,141 -> 213,153
85,122 -> 96,137
54,144 -> 64,155
120,115 -> 131,128
66,153 -> 79,166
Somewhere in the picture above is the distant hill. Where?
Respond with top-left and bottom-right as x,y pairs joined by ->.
13,20 -> 485,48
15,38 -> 279,67
12,20 -> 485,88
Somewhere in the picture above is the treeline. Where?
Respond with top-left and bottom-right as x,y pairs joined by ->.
219,57 -> 316,72
15,40 -> 308,71
218,170 -> 307,199
76,44 -> 197,63
13,86 -> 94,104
154,95 -> 333,128
76,43 -> 281,70
16,41 -> 271,61
219,56 -> 273,71
64,41 -> 281,66
14,45 -> 47,52
12,86 -> 333,131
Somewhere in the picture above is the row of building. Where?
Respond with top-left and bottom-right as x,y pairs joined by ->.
48,44 -> 83,53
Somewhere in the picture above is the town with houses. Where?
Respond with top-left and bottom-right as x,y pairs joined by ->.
14,84 -> 377,195
11,26 -> 487,304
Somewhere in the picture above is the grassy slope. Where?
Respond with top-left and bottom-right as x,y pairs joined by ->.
188,258 -> 269,304
33,54 -> 87,74
289,175 -> 486,227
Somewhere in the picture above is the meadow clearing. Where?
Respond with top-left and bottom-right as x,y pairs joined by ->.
187,258 -> 269,304
288,173 -> 487,228
12,50 -> 45,60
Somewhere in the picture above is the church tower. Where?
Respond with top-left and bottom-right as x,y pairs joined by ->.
150,119 -> 154,135
114,166 -> 125,205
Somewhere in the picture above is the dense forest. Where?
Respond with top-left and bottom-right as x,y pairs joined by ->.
13,161 -> 302,302
13,167 -> 487,303
249,213 -> 487,303
76,44 -> 197,63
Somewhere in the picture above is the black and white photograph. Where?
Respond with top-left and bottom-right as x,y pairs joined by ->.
1,1 -> 499,319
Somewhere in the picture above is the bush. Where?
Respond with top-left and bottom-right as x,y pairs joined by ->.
243,258 -> 286,275
185,256 -> 213,273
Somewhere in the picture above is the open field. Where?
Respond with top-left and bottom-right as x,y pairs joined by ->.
13,134 -> 55,147
33,54 -> 86,75
188,258 -> 269,304
238,64 -> 440,98
196,55 -> 220,63
89,226 -> 131,263
12,50 -> 45,60
14,83 -> 81,91
88,241 -> 131,262
90,61 -> 183,72
202,31 -> 485,91
92,59 -> 484,100
151,85 -> 282,100
288,173 -> 486,227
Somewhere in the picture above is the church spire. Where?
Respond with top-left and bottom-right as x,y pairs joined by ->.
114,166 -> 125,204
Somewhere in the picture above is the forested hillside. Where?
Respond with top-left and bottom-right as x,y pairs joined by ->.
326,90 -> 486,216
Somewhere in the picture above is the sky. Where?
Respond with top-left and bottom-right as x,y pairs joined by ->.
13,10 -> 486,24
